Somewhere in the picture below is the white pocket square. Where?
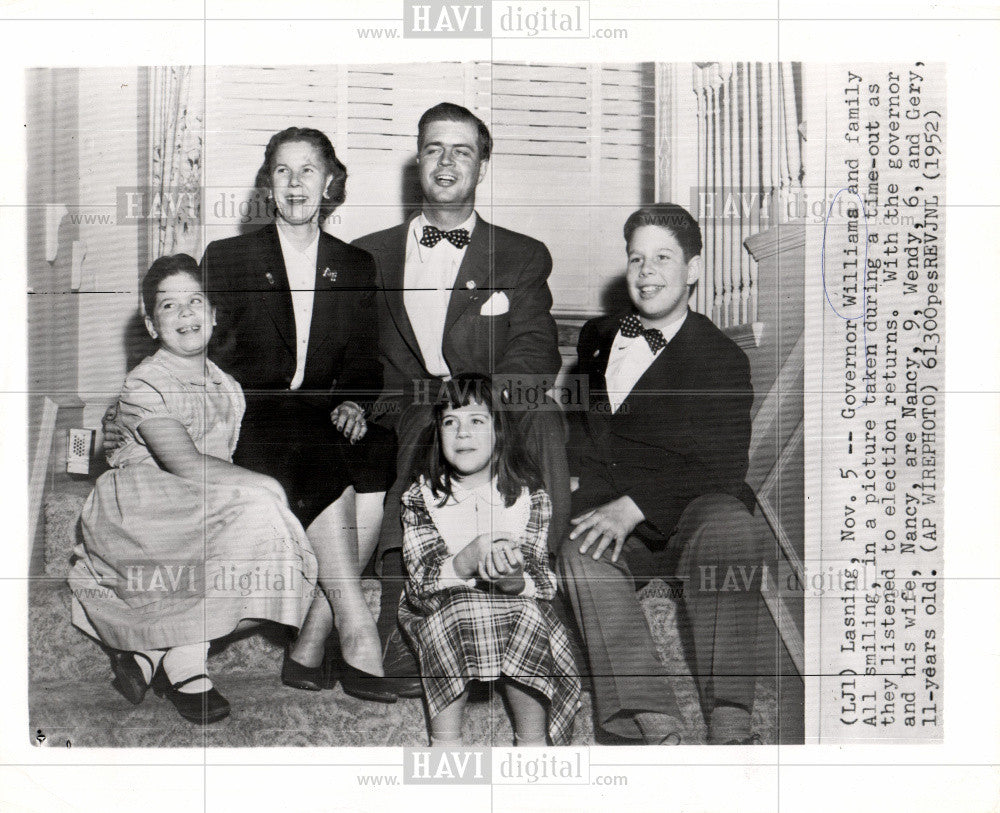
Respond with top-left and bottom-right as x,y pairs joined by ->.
479,291 -> 509,316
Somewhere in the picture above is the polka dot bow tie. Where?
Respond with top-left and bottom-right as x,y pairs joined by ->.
420,225 -> 471,249
619,313 -> 668,353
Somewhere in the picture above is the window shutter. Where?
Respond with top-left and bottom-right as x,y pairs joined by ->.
203,66 -> 340,245
471,62 -> 655,314
201,63 -> 655,315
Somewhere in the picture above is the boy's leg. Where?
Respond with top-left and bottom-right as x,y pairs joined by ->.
673,494 -> 764,743
557,533 -> 683,742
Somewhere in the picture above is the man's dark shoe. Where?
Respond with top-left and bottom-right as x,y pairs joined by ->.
380,629 -> 423,698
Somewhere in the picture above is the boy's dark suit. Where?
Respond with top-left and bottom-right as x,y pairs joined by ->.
202,223 -> 395,527
559,309 -> 763,740
353,214 -> 571,660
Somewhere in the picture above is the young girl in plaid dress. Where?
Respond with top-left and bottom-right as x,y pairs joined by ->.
398,374 -> 580,746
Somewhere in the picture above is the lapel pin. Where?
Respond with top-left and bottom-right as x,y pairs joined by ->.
322,267 -> 337,283
465,280 -> 476,290
264,272 -> 275,286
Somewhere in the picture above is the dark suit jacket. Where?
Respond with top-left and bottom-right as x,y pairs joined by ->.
573,309 -> 754,540
201,223 -> 382,408
352,214 -> 560,424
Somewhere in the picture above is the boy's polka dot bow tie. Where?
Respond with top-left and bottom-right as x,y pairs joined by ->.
619,313 -> 667,353
420,225 -> 471,249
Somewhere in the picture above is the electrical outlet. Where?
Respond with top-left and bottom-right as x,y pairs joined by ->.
67,428 -> 95,475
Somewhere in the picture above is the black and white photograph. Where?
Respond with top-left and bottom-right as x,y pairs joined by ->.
3,2 -> 997,812
25,60 -> 805,748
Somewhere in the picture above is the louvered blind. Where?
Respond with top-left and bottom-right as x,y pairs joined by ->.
202,62 -> 655,314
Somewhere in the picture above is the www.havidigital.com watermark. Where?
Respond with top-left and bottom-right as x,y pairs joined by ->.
692,185 -> 917,228
695,561 -> 883,598
401,747 -> 614,785
114,559 -> 323,599
402,1 -> 625,39
116,187 -> 343,228
406,374 -> 600,413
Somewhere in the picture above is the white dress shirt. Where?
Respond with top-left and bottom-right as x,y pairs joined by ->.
604,310 -> 688,413
276,224 -> 320,390
403,212 -> 476,378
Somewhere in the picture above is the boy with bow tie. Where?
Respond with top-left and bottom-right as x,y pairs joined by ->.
558,203 -> 765,745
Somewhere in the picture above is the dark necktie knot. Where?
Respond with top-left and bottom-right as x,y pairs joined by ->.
619,313 -> 667,353
420,225 -> 471,249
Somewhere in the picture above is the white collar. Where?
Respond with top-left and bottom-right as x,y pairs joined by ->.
420,474 -> 508,507
151,348 -> 224,386
275,222 -> 320,257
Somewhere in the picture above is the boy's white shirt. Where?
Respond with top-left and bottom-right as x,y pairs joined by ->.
420,477 -> 538,597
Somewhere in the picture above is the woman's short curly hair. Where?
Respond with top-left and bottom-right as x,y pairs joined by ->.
254,127 -> 347,223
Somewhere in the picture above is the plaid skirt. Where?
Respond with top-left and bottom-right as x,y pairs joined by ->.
399,587 -> 581,745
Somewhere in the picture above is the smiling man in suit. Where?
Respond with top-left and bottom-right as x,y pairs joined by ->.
353,103 -> 571,696
558,203 -> 764,745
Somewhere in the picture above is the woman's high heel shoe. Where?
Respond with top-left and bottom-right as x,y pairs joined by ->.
281,645 -> 327,692
110,650 -> 156,705
337,660 -> 398,704
153,672 -> 230,725
324,634 -> 397,703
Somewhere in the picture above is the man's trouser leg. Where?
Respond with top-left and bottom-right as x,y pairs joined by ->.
374,404 -> 433,678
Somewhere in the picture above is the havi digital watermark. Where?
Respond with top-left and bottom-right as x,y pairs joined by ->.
404,0 -> 589,38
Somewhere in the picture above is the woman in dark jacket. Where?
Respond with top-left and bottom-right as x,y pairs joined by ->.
200,127 -> 396,701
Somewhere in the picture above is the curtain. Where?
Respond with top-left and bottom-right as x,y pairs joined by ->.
148,66 -> 204,260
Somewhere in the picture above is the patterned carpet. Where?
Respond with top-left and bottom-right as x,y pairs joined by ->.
29,493 -> 777,747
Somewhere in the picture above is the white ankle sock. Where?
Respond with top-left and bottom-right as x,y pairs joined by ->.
430,733 -> 462,747
133,649 -> 164,684
162,642 -> 211,693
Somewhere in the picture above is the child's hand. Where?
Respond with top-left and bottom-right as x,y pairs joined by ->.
478,540 -> 524,581
478,540 -> 526,594
454,532 -> 508,580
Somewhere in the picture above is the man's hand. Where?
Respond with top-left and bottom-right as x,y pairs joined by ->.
330,401 -> 367,444
569,495 -> 645,563
101,403 -> 124,455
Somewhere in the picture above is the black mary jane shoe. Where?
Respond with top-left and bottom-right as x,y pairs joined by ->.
337,660 -> 398,704
110,650 -> 156,705
281,647 -> 327,692
154,673 -> 231,725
